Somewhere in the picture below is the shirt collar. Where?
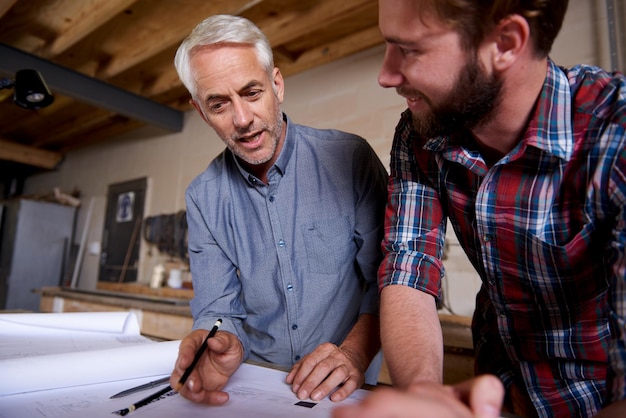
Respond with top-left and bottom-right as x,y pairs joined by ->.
273,112 -> 294,176
522,58 -> 573,161
233,112 -> 292,185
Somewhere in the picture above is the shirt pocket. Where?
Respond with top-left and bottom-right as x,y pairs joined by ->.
498,221 -> 611,364
498,220 -> 609,314
301,216 -> 353,275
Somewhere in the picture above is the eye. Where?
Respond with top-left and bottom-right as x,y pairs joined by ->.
399,46 -> 419,56
244,89 -> 262,100
208,100 -> 227,113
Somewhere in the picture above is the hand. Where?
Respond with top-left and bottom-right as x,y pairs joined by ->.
332,375 -> 504,418
170,329 -> 244,405
593,399 -> 626,418
286,342 -> 365,402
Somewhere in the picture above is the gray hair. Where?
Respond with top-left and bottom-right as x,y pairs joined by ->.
174,14 -> 275,99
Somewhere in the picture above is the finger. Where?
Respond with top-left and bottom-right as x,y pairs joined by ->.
171,331 -> 207,385
328,375 -> 359,402
295,359 -> 342,400
174,334 -> 227,393
198,390 -> 229,405
285,361 -> 301,384
179,384 -> 230,405
332,388 -> 420,418
174,349 -> 189,371
175,367 -> 231,406
454,375 -> 504,418
206,332 -> 231,354
305,360 -> 362,402
331,389 -> 391,418
307,367 -> 351,401
290,344 -> 334,388
332,404 -> 358,418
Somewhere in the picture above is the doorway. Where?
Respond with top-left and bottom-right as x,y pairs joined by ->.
99,177 -> 147,283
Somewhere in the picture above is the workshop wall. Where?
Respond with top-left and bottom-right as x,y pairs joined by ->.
22,1 -> 622,316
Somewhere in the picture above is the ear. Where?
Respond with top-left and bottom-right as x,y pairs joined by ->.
491,14 -> 530,72
272,67 -> 285,104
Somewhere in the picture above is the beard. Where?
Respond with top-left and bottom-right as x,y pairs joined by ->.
404,53 -> 503,138
225,99 -> 284,166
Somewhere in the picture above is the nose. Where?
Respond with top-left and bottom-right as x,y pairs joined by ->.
378,46 -> 404,88
232,97 -> 253,130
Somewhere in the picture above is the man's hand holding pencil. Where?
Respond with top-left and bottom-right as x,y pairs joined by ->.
170,320 -> 244,405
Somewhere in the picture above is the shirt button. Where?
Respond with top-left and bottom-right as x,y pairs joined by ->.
269,196 -> 274,202
295,355 -> 301,361
484,234 -> 492,242
278,240 -> 285,247
292,324 -> 298,330
287,284 -> 293,292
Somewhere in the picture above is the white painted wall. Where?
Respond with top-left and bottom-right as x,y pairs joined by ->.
23,1 -> 622,316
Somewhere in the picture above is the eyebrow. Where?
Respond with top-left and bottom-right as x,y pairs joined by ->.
205,80 -> 264,103
383,32 -> 427,48
384,35 -> 409,45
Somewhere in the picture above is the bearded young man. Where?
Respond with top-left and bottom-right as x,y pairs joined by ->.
334,0 -> 626,417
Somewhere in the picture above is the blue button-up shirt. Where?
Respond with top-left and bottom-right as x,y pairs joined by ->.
186,114 -> 387,368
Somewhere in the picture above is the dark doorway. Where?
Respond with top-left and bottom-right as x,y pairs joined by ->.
99,177 -> 147,283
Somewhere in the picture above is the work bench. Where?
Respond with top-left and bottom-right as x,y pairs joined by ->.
38,284 -> 475,385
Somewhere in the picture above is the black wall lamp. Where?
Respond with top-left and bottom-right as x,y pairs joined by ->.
0,69 -> 54,109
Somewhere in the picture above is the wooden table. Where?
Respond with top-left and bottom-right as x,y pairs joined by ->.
38,285 -> 475,385
38,284 -> 194,340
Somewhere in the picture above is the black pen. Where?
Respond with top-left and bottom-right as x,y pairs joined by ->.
112,319 -> 222,416
110,376 -> 170,399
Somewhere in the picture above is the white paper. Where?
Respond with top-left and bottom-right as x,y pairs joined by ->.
0,311 -> 179,396
0,339 -> 181,396
0,312 -> 514,418
0,363 -> 369,418
0,311 -> 140,335
0,311 -> 150,361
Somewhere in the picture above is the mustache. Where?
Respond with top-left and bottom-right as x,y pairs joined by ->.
396,87 -> 425,100
230,124 -> 265,142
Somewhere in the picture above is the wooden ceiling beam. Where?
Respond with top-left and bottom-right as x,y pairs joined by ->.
0,0 -> 386,166
131,0 -> 377,99
0,0 -> 18,20
40,0 -> 140,58
61,117 -> 145,153
32,109 -> 118,148
142,67 -> 183,98
278,25 -> 383,77
0,43 -> 184,132
258,0 -> 376,48
95,0 -> 262,79
2,95 -> 75,135
0,137 -> 62,169
272,47 -> 300,64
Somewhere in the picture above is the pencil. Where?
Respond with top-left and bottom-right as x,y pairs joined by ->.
113,384 -> 173,416
112,318 -> 222,415
175,318 -> 222,391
